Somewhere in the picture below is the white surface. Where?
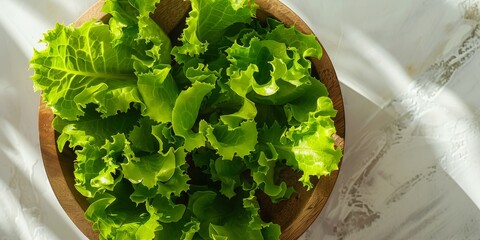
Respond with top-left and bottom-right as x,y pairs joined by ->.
1,0 -> 479,239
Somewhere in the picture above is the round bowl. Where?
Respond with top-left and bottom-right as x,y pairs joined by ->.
38,0 -> 345,239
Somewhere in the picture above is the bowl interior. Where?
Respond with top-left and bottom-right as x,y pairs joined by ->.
39,0 -> 345,239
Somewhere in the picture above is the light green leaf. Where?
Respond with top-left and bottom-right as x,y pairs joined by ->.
73,138 -> 122,198
137,15 -> 172,65
226,37 -> 313,105
284,113 -> 342,189
200,120 -> 257,160
73,144 -> 115,198
172,81 -> 215,151
52,108 -> 139,198
185,63 -> 220,85
137,67 -> 179,123
258,111 -> 342,190
31,21 -> 141,120
128,0 -> 161,16
136,204 -> 162,240
102,0 -> 164,33
221,64 -> 258,127
85,193 -> 117,238
265,23 -> 323,60
156,148 -> 190,197
102,0 -> 139,26
122,147 -> 177,188
193,0 -> 256,44
219,96 -> 257,129
172,0 -> 257,62
152,122 -> 184,153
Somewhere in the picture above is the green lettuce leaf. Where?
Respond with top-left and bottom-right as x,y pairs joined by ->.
226,37 -> 313,105
250,151 -> 294,203
128,117 -> 159,154
284,78 -> 329,124
188,190 -> 279,240
102,0 -> 142,27
259,106 -> 342,190
172,0 -> 257,63
265,22 -> 323,60
249,125 -> 295,202
151,195 -> 187,223
172,81 -> 215,151
208,157 -> 246,198
85,180 -> 161,240
242,191 -> 281,239
185,63 -> 221,85
53,106 -> 140,150
254,104 -> 288,127
284,115 -> 341,189
130,184 -> 158,204
220,64 -> 258,127
156,148 -> 190,197
52,107 -> 140,198
152,122 -> 185,153
155,214 -> 201,240
73,144 -> 118,198
200,120 -> 257,160
257,122 -> 291,161
137,15 -> 172,66
103,0 -> 171,66
122,147 -> 177,188
122,145 -> 189,195
31,21 -> 140,120
137,67 -> 179,123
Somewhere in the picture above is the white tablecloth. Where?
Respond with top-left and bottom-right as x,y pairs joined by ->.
1,0 -> 479,239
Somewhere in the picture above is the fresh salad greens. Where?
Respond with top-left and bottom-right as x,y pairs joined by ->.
30,0 -> 343,239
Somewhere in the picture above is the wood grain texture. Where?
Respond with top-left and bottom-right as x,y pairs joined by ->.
39,100 -> 98,239
39,0 -> 345,239
73,0 -> 108,27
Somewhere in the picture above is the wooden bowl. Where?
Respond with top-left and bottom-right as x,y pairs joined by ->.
38,0 -> 345,239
